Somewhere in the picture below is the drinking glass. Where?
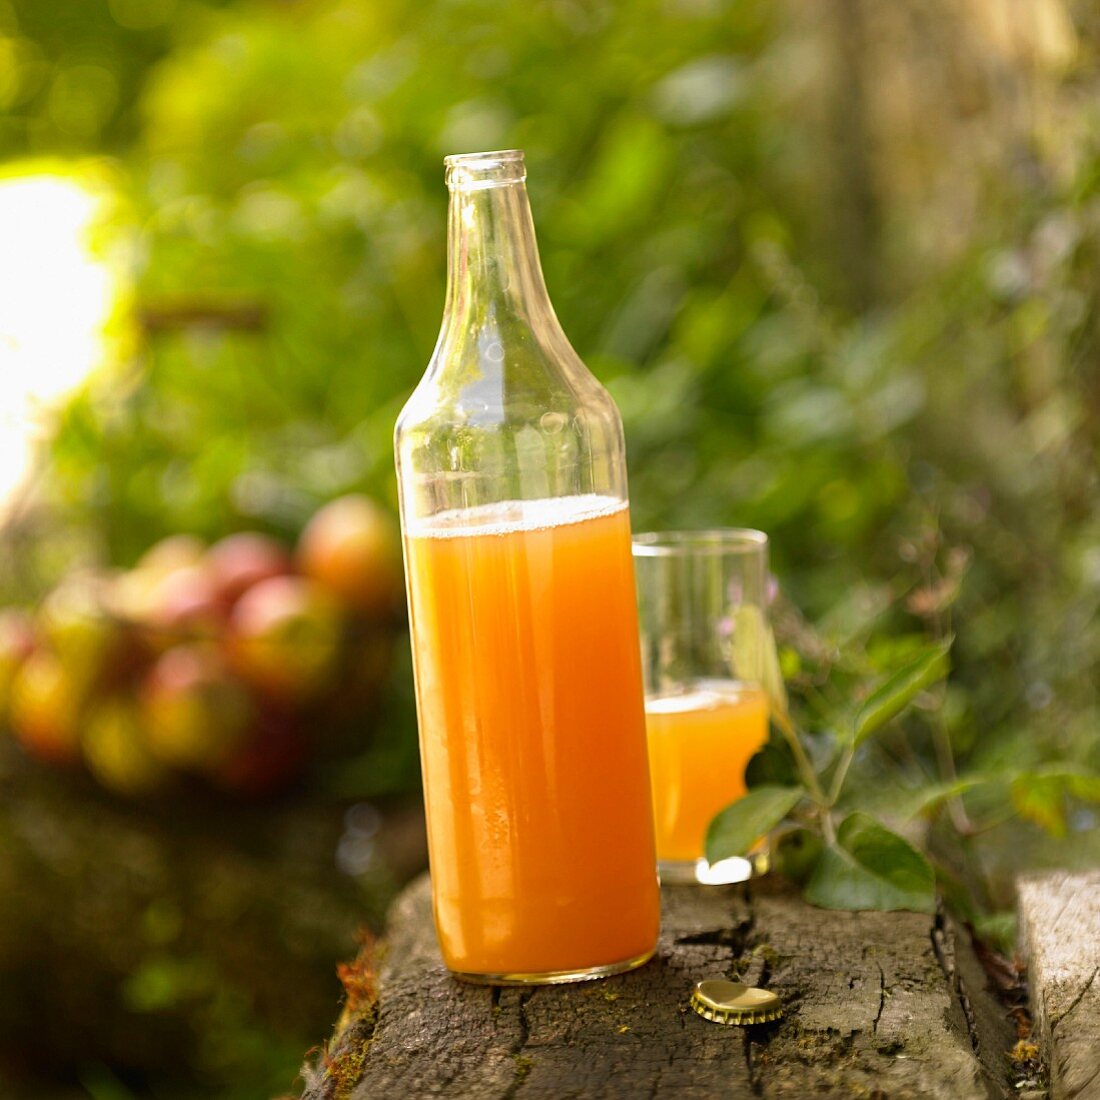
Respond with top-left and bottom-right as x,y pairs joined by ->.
633,529 -> 772,885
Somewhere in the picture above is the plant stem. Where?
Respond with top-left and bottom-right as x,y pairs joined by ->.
827,744 -> 855,807
923,549 -> 973,837
931,711 -> 973,835
772,706 -> 837,844
773,707 -> 828,806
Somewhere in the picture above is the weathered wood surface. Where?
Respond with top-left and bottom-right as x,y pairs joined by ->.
303,873 -> 1015,1099
1018,871 -> 1100,1100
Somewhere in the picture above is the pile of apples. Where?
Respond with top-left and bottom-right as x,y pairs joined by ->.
0,495 -> 404,799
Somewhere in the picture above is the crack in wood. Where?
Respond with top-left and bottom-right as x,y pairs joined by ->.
1051,966 -> 1098,1035
742,1030 -> 764,1096
958,986 -> 980,1056
499,989 -> 535,1100
515,989 -> 533,1052
872,962 -> 886,1035
931,907 -> 954,984
674,920 -> 753,952
930,908 -> 986,1059
756,950 -> 773,988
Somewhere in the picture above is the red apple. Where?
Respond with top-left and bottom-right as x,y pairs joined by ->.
9,649 -> 83,765
297,495 -> 402,620
82,696 -> 169,798
149,564 -> 223,636
206,532 -> 291,608
228,575 -> 342,703
141,644 -> 254,772
111,563 -> 223,648
109,536 -> 210,630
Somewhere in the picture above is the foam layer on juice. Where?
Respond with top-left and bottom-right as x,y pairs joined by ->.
645,683 -> 757,716
407,494 -> 626,539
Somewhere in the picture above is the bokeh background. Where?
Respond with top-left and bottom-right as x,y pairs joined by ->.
2,0 -> 1099,1097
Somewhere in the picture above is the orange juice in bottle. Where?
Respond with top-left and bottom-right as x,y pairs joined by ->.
405,496 -> 657,978
395,151 -> 659,982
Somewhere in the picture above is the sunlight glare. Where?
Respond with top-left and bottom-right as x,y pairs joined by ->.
0,173 -> 114,517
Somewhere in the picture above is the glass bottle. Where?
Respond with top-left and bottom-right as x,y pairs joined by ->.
394,150 -> 659,984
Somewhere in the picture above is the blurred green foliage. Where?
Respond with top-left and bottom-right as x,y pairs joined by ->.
0,0 -> 234,152
1,0 -> 1096,845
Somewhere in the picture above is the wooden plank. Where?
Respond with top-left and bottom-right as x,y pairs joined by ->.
303,874 -> 1011,1099
1018,871 -> 1100,1100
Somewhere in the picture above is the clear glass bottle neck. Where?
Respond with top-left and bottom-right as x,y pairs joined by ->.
441,170 -> 557,338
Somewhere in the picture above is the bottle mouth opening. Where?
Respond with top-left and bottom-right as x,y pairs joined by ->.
445,149 -> 526,191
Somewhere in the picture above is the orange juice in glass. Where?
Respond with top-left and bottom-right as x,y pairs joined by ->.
395,150 -> 659,983
633,530 -> 772,884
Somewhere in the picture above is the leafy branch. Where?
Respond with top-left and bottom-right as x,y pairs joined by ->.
707,612 -> 954,913
707,592 -> 1100,917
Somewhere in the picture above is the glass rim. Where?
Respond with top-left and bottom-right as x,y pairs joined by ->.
444,149 -> 527,191
443,148 -> 525,168
631,528 -> 768,558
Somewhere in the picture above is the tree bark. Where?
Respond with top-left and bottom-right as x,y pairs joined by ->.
303,873 -> 1014,1099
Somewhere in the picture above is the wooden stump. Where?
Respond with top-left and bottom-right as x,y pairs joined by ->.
1018,871 -> 1100,1100
303,874 -> 1015,1099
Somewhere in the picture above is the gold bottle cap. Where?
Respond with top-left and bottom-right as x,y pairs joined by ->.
690,979 -> 783,1025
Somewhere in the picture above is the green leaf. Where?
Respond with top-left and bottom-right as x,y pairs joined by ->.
1011,773 -> 1067,837
850,639 -> 952,746
1067,770 -> 1100,802
732,604 -> 788,715
803,812 -> 936,913
1010,766 -> 1100,837
744,734 -> 798,789
705,785 -> 802,863
898,777 -> 986,821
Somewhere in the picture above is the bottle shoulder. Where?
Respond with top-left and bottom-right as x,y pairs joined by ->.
396,332 -> 619,440
394,330 -> 629,510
